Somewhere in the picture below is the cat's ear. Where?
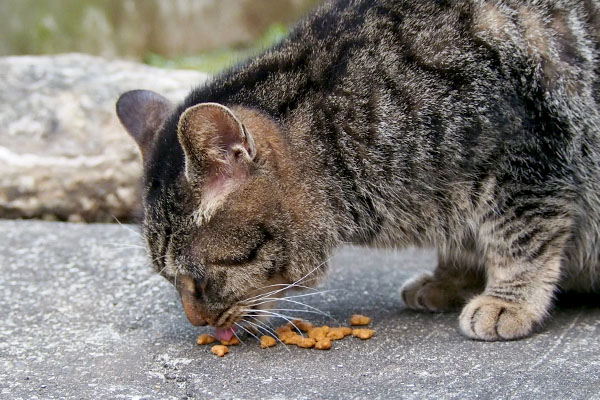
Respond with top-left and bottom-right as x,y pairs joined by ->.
177,103 -> 257,222
116,90 -> 172,158
177,103 -> 256,181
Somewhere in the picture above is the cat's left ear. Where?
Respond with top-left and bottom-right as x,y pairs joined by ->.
116,90 -> 172,158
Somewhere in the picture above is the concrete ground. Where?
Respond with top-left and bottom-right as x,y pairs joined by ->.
1,220 -> 599,400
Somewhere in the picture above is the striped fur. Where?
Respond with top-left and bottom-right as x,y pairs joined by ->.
117,0 -> 600,340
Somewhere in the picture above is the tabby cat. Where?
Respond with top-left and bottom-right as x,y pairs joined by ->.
116,0 -> 600,341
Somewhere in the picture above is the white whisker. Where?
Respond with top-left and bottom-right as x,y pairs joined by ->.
241,318 -> 291,353
112,215 -> 143,239
103,242 -> 146,249
242,283 -> 322,303
244,308 -> 333,317
232,328 -> 245,345
157,264 -> 170,277
244,315 -> 279,338
241,309 -> 310,333
234,321 -> 262,344
247,289 -> 341,306
247,298 -> 333,319
242,255 -> 334,303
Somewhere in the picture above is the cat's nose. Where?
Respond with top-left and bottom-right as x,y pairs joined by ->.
179,276 -> 208,326
181,293 -> 207,326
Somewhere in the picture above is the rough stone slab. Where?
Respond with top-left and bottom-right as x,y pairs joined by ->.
1,220 -> 599,399
0,54 -> 207,222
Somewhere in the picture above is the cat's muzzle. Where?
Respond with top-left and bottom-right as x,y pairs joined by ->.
179,275 -> 209,326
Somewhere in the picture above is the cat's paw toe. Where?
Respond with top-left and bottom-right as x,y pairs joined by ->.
459,295 -> 535,341
400,272 -> 459,312
400,272 -> 434,310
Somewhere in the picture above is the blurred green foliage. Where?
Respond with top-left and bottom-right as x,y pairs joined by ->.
4,0 -> 106,55
0,0 -> 323,67
143,23 -> 289,74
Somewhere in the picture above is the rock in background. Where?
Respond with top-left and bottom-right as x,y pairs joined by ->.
0,53 -> 207,222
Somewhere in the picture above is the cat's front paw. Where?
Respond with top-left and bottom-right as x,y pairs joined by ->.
400,272 -> 461,312
459,295 -> 536,341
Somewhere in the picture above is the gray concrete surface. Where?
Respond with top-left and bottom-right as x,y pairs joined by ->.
1,220 -> 599,399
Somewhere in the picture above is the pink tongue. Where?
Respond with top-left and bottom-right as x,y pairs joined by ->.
214,327 -> 235,342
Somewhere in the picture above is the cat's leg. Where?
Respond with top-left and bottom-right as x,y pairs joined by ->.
459,210 -> 571,341
401,251 -> 485,312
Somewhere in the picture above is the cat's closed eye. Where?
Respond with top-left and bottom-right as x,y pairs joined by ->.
210,239 -> 267,266
205,227 -> 273,266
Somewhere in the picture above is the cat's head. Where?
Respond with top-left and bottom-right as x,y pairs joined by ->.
116,90 -> 332,329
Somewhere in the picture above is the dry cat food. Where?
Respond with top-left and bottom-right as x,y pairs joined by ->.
289,319 -> 314,332
278,330 -> 297,342
281,333 -> 303,345
327,327 -> 352,340
352,328 -> 375,339
350,314 -> 371,326
260,335 -> 277,348
220,337 -> 240,346
307,326 -> 329,341
315,338 -> 332,350
196,334 -> 216,345
276,325 -> 292,335
297,337 -> 317,348
211,345 -> 229,357
198,314 -> 373,356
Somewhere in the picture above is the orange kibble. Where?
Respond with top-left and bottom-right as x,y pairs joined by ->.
211,345 -> 229,357
196,334 -> 216,345
278,330 -> 297,341
315,338 -> 332,350
220,337 -> 239,346
326,327 -> 350,340
352,328 -> 374,340
276,325 -> 292,335
297,337 -> 316,348
282,334 -> 303,345
260,335 -> 277,348
350,314 -> 371,326
340,327 -> 353,336
289,319 -> 314,332
308,326 -> 330,341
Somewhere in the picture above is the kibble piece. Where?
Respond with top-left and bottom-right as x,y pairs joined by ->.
196,334 -> 216,345
289,319 -> 314,332
276,325 -> 292,335
340,327 -> 353,336
278,330 -> 297,341
260,335 -> 277,348
282,334 -> 303,345
327,327 -> 349,340
350,314 -> 371,326
315,338 -> 332,350
297,337 -> 316,348
352,328 -> 374,340
308,326 -> 330,341
220,337 -> 240,346
211,345 -> 229,357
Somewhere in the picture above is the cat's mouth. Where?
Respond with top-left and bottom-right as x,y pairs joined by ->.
180,296 -> 277,341
214,327 -> 236,341
180,290 -> 243,328
178,275 -> 307,336
178,275 -> 239,328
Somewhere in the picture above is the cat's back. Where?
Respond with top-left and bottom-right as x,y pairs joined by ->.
296,0 -> 600,251
306,0 -> 600,88
169,0 -> 600,282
